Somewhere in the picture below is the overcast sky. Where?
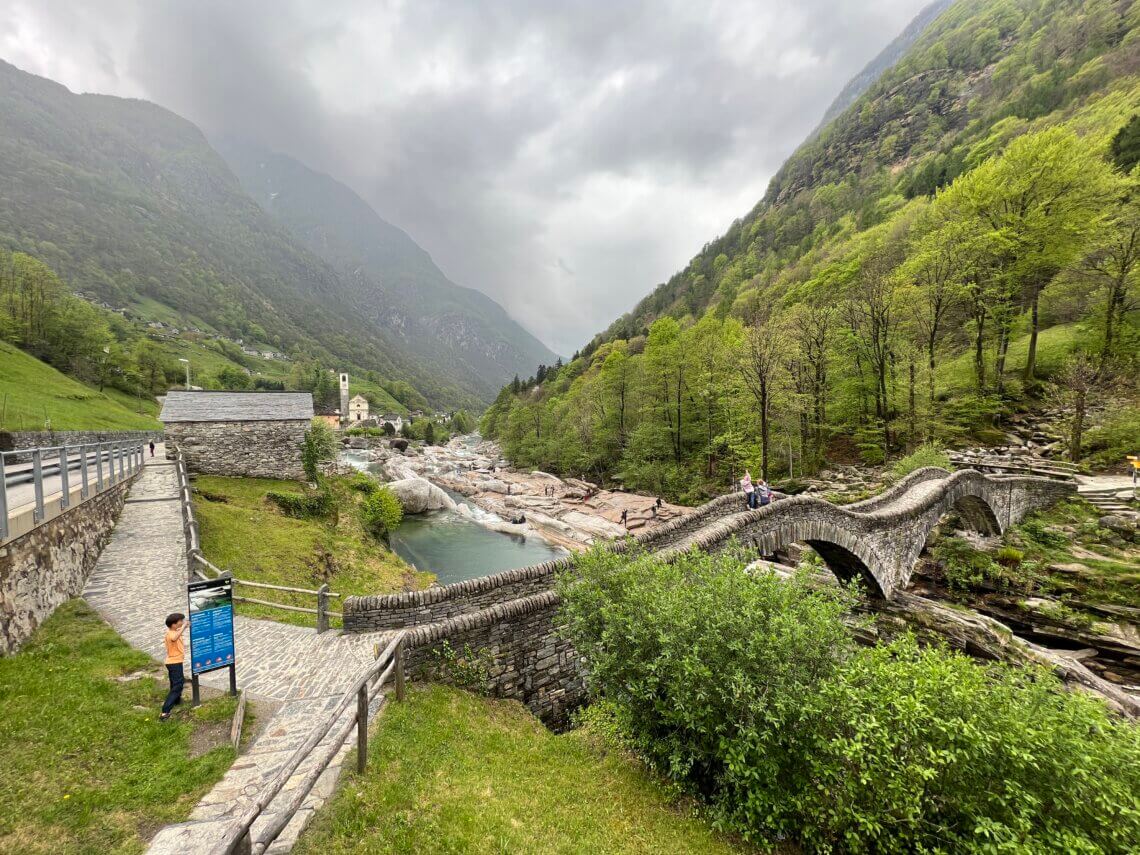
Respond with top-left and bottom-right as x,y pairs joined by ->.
1,0 -> 930,355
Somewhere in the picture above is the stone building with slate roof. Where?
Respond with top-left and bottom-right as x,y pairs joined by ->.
160,391 -> 314,479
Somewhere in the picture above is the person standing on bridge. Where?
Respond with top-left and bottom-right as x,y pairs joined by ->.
741,471 -> 756,509
160,612 -> 187,721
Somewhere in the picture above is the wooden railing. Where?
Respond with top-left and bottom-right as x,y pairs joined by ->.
171,446 -> 341,631
211,630 -> 408,855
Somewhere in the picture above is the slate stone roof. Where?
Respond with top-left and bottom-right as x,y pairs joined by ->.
160,391 -> 314,423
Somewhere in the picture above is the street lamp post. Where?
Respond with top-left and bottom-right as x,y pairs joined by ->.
178,358 -> 191,390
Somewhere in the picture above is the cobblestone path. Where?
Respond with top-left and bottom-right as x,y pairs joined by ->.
82,447 -> 392,853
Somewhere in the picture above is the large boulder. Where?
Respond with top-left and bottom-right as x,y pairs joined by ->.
389,438 -> 409,452
386,478 -> 457,514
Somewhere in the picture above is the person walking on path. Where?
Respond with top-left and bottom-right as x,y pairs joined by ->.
160,612 -> 187,721
149,440 -> 156,458
741,471 -> 756,509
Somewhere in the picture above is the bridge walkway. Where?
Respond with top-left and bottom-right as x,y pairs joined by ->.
81,446 -> 393,853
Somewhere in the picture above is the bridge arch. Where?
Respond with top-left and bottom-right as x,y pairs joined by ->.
730,511 -> 892,598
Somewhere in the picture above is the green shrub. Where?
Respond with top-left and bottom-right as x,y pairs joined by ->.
266,488 -> 332,519
1083,404 -> 1140,470
1017,516 -> 1070,550
347,472 -> 379,494
932,536 -> 999,591
360,486 -> 403,540
885,442 -> 951,483
995,545 -> 1024,567
559,548 -> 1140,852
301,418 -> 337,481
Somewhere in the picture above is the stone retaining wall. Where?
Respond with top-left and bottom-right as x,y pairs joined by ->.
1,430 -> 162,458
403,591 -> 584,729
165,419 -> 307,480
0,477 -> 135,654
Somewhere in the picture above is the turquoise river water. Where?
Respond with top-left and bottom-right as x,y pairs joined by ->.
341,451 -> 567,585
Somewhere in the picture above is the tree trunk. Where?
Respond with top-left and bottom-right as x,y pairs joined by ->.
1023,290 -> 1040,384
1070,388 -> 1086,462
973,312 -> 986,391
760,379 -> 770,481
908,358 -> 917,449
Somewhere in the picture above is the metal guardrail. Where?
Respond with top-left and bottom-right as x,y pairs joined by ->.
1,440 -> 144,541
212,631 -> 408,855
170,446 -> 339,631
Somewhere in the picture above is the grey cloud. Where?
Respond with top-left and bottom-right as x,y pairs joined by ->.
0,0 -> 930,354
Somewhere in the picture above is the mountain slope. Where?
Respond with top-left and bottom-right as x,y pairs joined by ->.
592,0 -> 1140,346
811,0 -> 955,135
0,60 -> 481,408
213,139 -> 558,401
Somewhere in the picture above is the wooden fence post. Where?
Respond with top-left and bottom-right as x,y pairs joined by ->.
356,686 -> 368,774
394,635 -> 406,702
316,584 -> 329,634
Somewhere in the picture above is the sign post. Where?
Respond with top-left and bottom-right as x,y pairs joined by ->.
187,575 -> 238,706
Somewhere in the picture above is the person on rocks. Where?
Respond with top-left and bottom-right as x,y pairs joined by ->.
741,471 -> 756,509
620,508 -> 628,528
160,612 -> 187,721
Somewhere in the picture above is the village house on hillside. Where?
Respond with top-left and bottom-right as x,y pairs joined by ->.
160,390 -> 314,479
348,394 -> 370,423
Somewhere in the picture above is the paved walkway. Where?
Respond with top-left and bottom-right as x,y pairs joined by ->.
82,447 -> 392,853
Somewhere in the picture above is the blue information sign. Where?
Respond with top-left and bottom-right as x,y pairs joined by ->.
188,576 -> 236,676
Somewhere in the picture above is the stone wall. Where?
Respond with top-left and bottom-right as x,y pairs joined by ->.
165,420 -> 307,480
1,429 -> 162,457
403,591 -> 585,729
0,477 -> 134,654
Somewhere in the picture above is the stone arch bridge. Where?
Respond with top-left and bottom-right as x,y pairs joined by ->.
653,467 -> 1074,598
345,466 -> 1074,631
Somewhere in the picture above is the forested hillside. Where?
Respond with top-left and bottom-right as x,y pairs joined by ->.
215,139 -> 558,402
0,60 -> 548,409
483,0 -> 1140,501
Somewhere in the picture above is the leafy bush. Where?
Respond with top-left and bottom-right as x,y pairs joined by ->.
1017,516 -> 1070,550
885,442 -> 951,483
347,472 -> 379,494
1084,404 -> 1140,470
931,536 -> 999,591
302,418 -> 337,481
360,486 -> 403,540
266,488 -> 332,519
559,548 -> 1140,852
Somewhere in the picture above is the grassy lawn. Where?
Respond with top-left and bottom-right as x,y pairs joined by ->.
0,600 -> 238,854
296,685 -> 750,855
194,475 -> 431,626
0,341 -> 160,431
935,322 -> 1082,403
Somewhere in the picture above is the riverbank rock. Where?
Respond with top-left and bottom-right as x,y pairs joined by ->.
386,477 -> 457,514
